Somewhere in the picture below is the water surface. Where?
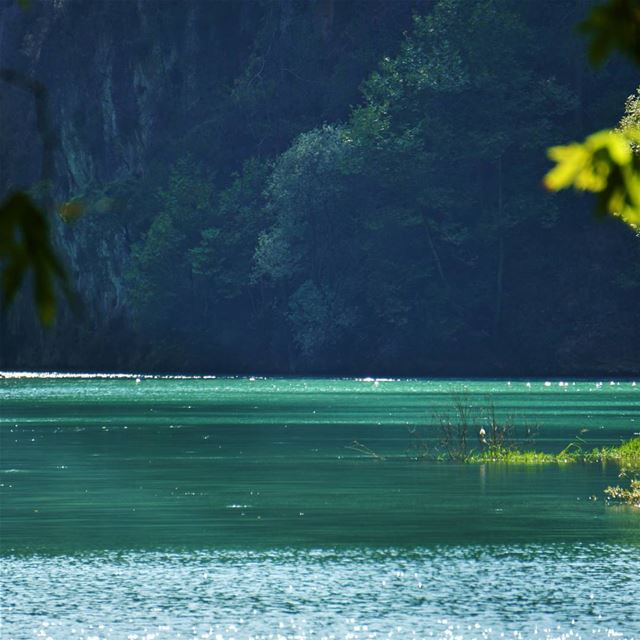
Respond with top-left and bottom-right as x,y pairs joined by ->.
1,376 -> 639,638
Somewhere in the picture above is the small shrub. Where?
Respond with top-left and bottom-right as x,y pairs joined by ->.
433,396 -> 540,462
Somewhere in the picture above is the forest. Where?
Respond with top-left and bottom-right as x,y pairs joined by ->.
1,0 -> 639,376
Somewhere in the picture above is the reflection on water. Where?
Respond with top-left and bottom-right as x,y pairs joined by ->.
1,376 -> 639,638
3,545 -> 639,639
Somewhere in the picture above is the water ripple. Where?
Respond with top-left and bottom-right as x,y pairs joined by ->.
2,544 -> 639,639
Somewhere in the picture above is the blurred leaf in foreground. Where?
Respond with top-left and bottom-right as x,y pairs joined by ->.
580,0 -> 640,66
547,0 -> 640,230
544,129 -> 640,229
1,61 -> 72,325
0,192 -> 68,325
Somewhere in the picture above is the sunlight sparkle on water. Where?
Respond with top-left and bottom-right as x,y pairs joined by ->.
3,546 -> 639,640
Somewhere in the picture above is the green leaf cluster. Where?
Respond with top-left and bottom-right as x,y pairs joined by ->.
545,128 -> 640,228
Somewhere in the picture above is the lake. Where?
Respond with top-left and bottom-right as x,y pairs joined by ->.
1,375 -> 639,639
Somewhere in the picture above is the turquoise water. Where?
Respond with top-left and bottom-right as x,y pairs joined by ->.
1,375 -> 639,638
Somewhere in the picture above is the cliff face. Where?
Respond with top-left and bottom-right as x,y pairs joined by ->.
5,1 -> 243,186
1,0 -> 212,365
0,0 -> 420,371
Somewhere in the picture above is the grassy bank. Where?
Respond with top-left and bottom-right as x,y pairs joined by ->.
352,434 -> 640,507
464,436 -> 640,467
464,437 -> 640,509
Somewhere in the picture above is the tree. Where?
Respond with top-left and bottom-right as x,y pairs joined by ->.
254,126 -> 361,366
128,158 -> 214,342
344,0 -> 575,354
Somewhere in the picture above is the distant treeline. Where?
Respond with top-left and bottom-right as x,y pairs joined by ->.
1,0 -> 639,376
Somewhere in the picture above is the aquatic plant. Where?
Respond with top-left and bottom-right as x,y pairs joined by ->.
465,448 -> 559,464
431,396 -> 640,467
602,439 -> 640,508
600,437 -> 640,469
406,426 -> 430,461
345,440 -> 386,461
436,397 -> 473,462
605,477 -> 640,508
465,436 -> 640,467
483,402 -> 516,450
350,422 -> 640,489
432,396 -> 540,463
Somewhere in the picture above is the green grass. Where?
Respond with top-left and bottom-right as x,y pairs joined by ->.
465,448 -> 559,464
464,436 -> 640,467
600,437 -> 640,468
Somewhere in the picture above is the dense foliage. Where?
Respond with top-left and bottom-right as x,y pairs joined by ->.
1,0 -> 639,375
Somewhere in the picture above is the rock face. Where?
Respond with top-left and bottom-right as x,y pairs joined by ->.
1,2 -> 227,367
0,0 -> 417,371
6,2 -> 240,182
1,0 -> 199,367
